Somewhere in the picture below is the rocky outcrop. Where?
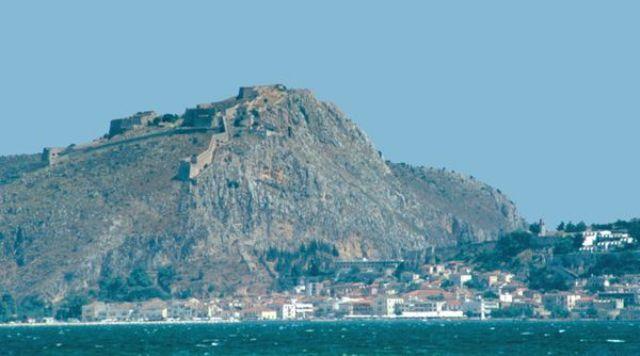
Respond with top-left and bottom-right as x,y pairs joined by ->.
0,85 -> 525,302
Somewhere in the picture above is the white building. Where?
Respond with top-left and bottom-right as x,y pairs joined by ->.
581,230 -> 634,252
294,302 -> 314,319
499,293 -> 513,304
280,303 -> 296,320
462,298 -> 499,318
543,293 -> 581,311
375,295 -> 404,316
400,300 -> 464,318
451,273 -> 472,287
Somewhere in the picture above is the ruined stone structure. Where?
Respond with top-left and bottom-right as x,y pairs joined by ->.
183,99 -> 236,128
237,84 -> 286,100
237,86 -> 259,100
109,111 -> 158,137
41,147 -> 65,165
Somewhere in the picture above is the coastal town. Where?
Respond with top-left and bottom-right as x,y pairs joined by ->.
2,223 -> 637,325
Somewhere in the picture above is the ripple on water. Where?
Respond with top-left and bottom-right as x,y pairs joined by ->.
606,339 -> 625,343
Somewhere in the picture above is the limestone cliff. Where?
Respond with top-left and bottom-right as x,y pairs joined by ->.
0,85 -> 525,302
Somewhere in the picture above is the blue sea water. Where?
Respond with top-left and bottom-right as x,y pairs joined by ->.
1,320 -> 639,355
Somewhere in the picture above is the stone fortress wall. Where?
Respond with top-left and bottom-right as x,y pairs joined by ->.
109,111 -> 158,137
177,109 -> 230,181
40,86 -> 287,179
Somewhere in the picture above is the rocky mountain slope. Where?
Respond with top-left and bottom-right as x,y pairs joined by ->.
0,85 -> 524,303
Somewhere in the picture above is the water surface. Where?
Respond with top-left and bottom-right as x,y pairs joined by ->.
1,320 -> 639,355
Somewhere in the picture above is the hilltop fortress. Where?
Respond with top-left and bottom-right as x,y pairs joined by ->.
40,84 -> 288,182
0,83 -> 526,305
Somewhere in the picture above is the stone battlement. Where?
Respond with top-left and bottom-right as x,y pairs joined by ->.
237,84 -> 287,100
183,98 -> 235,129
109,111 -> 158,137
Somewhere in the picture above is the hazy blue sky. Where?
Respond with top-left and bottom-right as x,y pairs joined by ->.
1,1 -> 638,226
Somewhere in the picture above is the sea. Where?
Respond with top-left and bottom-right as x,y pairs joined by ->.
1,320 -> 639,355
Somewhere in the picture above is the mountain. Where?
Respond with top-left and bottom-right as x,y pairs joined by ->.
0,85 -> 524,303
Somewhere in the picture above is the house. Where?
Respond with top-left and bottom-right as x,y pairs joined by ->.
138,299 -> 168,321
375,295 -> 404,316
462,298 -> 499,318
106,303 -> 135,321
400,300 -> 464,318
543,293 -> 581,311
242,308 -> 278,321
168,298 -> 209,320
598,292 -> 637,306
81,301 -> 108,322
450,273 -> 472,287
580,230 -> 634,252
351,301 -> 374,317
423,264 -> 446,276
279,303 -> 296,320
294,301 -> 314,319
499,292 -> 513,304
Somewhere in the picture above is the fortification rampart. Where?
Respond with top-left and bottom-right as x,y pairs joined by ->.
177,118 -> 229,181
109,111 -> 158,137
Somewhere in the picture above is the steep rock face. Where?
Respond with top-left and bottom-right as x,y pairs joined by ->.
0,85 -> 525,301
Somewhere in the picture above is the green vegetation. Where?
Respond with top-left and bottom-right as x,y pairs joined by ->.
0,294 -> 17,322
528,267 -> 569,292
495,231 -> 532,260
54,294 -> 88,320
264,240 -> 340,291
556,221 -> 588,233
157,265 -> 177,293
592,219 -> 640,239
588,252 -> 640,276
98,266 -> 169,302
491,305 -> 533,318
18,295 -> 52,320
475,231 -> 535,270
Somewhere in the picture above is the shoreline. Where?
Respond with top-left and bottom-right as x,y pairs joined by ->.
0,318 -> 629,328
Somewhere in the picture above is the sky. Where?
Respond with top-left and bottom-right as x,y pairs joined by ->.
0,1 -> 638,226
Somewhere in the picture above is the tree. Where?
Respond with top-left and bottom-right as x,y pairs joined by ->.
440,279 -> 454,289
331,246 -> 340,257
99,276 -> 128,301
585,307 -> 598,319
496,231 -> 533,260
553,240 -> 573,255
557,222 -> 566,231
565,222 -> 576,233
529,223 -> 542,235
0,293 -> 16,322
571,234 -> 585,249
307,261 -> 321,276
19,295 -> 51,319
157,265 -> 176,293
55,294 -> 88,321
482,291 -> 498,299
576,221 -> 588,233
528,267 -> 569,292
127,267 -> 153,288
